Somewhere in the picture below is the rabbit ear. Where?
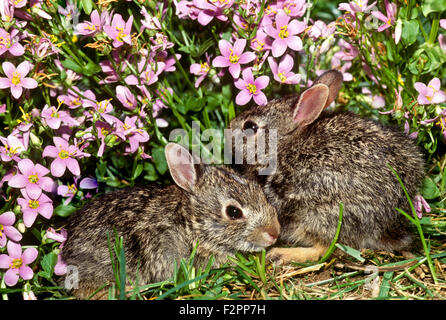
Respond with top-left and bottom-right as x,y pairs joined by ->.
312,70 -> 343,109
165,143 -> 197,192
292,84 -> 329,127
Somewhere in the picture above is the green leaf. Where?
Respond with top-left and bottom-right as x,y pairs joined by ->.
40,252 -> 57,280
421,177 -> 440,199
401,20 -> 419,46
60,59 -> 83,73
82,61 -> 101,77
81,0 -> 94,14
143,162 -> 159,181
335,243 -> 365,263
131,163 -> 143,180
151,147 -> 168,175
54,203 -> 78,217
421,0 -> 446,17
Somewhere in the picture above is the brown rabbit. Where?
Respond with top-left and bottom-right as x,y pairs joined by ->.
228,70 -> 425,264
61,143 -> 280,299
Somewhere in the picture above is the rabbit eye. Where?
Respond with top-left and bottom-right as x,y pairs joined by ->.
225,205 -> 244,220
243,121 -> 258,135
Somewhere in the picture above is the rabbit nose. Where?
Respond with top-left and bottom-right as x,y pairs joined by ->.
262,225 -> 280,246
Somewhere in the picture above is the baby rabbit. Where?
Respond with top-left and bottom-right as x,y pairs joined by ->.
61,143 -> 280,299
228,70 -> 425,264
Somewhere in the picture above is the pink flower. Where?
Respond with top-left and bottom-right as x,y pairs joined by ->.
264,11 -> 306,57
41,104 -> 80,129
414,78 -> 446,105
75,9 -> 108,36
8,159 -> 54,199
250,29 -> 272,52
0,241 -> 37,286
440,19 -> 446,30
0,211 -> 22,247
114,116 -> 150,154
190,54 -> 211,88
116,85 -> 137,110
141,6 -> 161,30
0,28 -> 25,56
212,39 -> 256,79
193,0 -> 234,26
124,57 -> 165,87
234,68 -> 269,106
276,0 -> 307,17
0,134 -> 26,162
268,54 -> 301,84
371,0 -> 396,32
103,13 -> 133,48
17,188 -> 53,227
338,0 -> 377,14
0,61 -> 38,99
414,195 -> 430,219
42,137 -> 81,177
308,20 -> 336,40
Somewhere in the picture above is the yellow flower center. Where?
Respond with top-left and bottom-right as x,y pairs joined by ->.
246,83 -> 257,94
0,224 -> 3,237
229,49 -> 240,64
0,36 -> 11,48
28,174 -> 39,184
200,62 -> 210,73
11,71 -> 21,85
278,72 -> 287,83
5,144 -> 20,156
279,25 -> 289,39
116,27 -> 126,43
28,199 -> 39,209
58,149 -> 69,159
10,258 -> 23,269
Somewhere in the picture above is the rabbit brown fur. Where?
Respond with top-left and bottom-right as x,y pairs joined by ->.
228,70 -> 425,264
61,143 -> 280,299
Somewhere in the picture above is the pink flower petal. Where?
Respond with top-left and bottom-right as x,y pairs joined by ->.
42,145 -> 59,158
218,39 -> 232,58
287,20 -> 306,35
50,158 -> 67,177
3,226 -> 22,242
7,241 -> 22,259
35,163 -> 50,177
2,62 -> 15,78
232,38 -> 247,55
39,176 -> 55,192
23,210 -> 37,228
254,75 -> 270,90
20,78 -> 38,89
10,85 -> 23,99
228,64 -> 241,79
0,254 -> 13,268
236,90 -> 252,105
253,91 -> 268,106
38,202 -> 53,219
275,11 -> 290,28
19,265 -> 34,280
272,39 -> 287,57
0,211 -> 15,226
4,268 -> 19,286
197,11 -> 214,26
53,136 -> 69,149
241,68 -> 254,84
66,158 -> 80,176
238,51 -> 256,64
21,247 -> 38,264
0,78 -> 11,89
9,43 -> 25,56
287,36 -> 303,51
428,77 -> 441,91
8,174 -> 27,189
16,61 -> 30,77
26,183 -> 42,200
212,56 -> 230,68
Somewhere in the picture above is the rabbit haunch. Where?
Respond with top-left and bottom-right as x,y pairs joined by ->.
61,143 -> 280,299
229,70 -> 425,264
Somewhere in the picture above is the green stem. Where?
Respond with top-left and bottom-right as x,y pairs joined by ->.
388,164 -> 438,284
428,13 -> 440,45
318,202 -> 343,264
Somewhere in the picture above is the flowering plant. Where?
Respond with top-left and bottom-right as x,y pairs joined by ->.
0,0 -> 445,299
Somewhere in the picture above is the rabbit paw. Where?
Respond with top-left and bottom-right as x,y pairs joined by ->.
267,245 -> 327,265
